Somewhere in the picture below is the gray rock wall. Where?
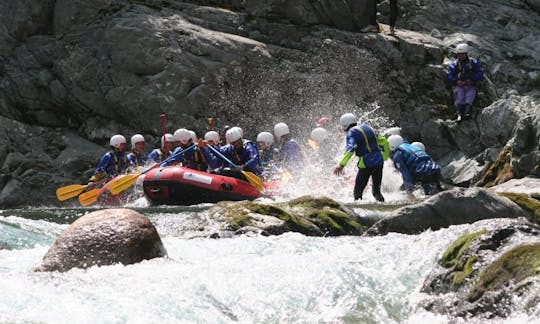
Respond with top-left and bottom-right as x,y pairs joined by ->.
0,0 -> 539,206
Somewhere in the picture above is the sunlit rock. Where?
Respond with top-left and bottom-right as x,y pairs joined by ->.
208,195 -> 365,237
35,208 -> 167,272
366,188 -> 525,235
497,192 -> 540,226
419,220 -> 540,319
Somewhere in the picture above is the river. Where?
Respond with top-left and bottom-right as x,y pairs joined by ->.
0,165 -> 536,323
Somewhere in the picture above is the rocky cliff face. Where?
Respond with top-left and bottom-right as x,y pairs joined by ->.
0,0 -> 539,207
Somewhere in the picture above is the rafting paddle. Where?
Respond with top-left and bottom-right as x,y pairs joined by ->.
108,144 -> 197,195
78,188 -> 101,206
56,178 -> 106,201
56,184 -> 90,201
206,145 -> 264,191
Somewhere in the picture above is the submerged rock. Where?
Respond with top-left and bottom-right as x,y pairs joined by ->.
207,195 -> 365,237
0,240 -> 10,250
35,208 -> 167,272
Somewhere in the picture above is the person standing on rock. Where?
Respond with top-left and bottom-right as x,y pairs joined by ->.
333,113 -> 388,202
387,134 -> 444,200
389,0 -> 398,35
88,134 -> 128,183
446,43 -> 484,122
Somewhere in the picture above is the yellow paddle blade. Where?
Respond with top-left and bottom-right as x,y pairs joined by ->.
56,184 -> 87,201
108,173 -> 141,195
281,171 -> 292,185
307,139 -> 319,151
78,189 -> 100,206
242,171 -> 264,192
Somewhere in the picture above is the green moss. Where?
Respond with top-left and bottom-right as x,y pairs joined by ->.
453,255 -> 478,286
476,146 -> 513,188
244,202 -> 290,218
441,230 -> 487,268
284,195 -> 342,210
498,192 -> 540,225
468,243 -> 540,302
225,210 -> 252,230
305,209 -> 363,236
244,201 -> 316,235
277,196 -> 364,235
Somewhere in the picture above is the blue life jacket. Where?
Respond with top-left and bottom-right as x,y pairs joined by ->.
278,137 -> 305,169
394,143 -> 440,177
217,141 -> 263,176
259,147 -> 278,168
92,149 -> 127,179
127,151 -> 147,167
351,124 -> 384,168
446,57 -> 484,86
147,148 -> 167,163
176,146 -> 208,171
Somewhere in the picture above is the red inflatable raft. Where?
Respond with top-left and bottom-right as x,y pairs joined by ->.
143,166 -> 262,205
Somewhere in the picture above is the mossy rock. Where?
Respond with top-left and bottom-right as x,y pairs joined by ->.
243,201 -> 321,235
498,192 -> 540,225
210,200 -> 322,235
440,230 -> 486,287
467,242 -> 540,302
209,196 -> 364,236
476,146 -> 513,188
275,195 -> 365,236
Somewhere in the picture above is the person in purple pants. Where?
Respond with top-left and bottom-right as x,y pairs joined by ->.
446,43 -> 484,122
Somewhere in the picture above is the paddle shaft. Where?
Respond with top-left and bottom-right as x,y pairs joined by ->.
149,144 -> 196,173
160,113 -> 166,136
207,145 -> 238,168
207,145 -> 264,191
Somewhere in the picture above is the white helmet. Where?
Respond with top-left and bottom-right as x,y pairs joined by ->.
189,130 -> 198,143
110,134 -> 126,148
256,131 -> 274,146
204,131 -> 220,144
274,123 -> 289,140
455,43 -> 469,54
339,113 -> 357,131
130,134 -> 144,147
388,134 -> 404,151
411,141 -> 426,151
230,126 -> 243,138
311,127 -> 329,142
226,127 -> 243,143
161,133 -> 174,148
173,128 -> 191,145
383,126 -> 401,138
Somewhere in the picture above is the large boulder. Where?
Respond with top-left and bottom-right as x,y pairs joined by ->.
34,208 -> 166,272
366,188 -> 526,235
